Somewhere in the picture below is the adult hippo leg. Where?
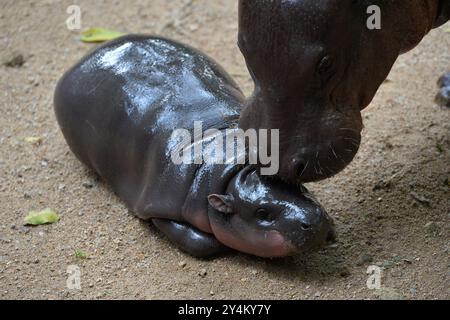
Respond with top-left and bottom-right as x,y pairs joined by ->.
436,73 -> 450,107
152,219 -> 229,257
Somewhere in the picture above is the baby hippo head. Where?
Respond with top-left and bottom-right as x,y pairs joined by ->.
207,167 -> 335,258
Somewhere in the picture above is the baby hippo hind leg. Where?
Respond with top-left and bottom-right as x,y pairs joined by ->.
152,219 -> 230,257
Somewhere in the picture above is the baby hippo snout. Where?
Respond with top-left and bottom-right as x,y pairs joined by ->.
280,197 -> 335,254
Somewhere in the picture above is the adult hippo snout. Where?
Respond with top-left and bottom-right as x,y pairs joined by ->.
278,113 -> 363,183
238,0 -> 449,183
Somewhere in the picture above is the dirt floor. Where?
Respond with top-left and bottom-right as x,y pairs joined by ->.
0,0 -> 449,300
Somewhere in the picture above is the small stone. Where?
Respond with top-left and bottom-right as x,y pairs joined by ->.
198,268 -> 207,278
339,267 -> 351,277
435,87 -> 450,108
357,254 -> 373,266
209,291 -> 215,296
178,261 -> 187,268
410,192 -> 431,206
314,292 -> 321,298
1,237 -> 11,244
82,182 -> 94,189
425,222 -> 439,235
3,53 -> 25,68
33,259 -> 39,264
23,192 -> 32,199
381,260 -> 394,269
373,180 -> 392,191
438,73 -> 450,88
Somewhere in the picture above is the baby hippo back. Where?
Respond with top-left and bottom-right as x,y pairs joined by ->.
54,35 -> 244,217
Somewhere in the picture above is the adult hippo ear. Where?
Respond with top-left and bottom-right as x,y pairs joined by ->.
434,0 -> 450,27
208,194 -> 235,214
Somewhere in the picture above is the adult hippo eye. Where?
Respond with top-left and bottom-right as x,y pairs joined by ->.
256,208 -> 276,224
317,55 -> 334,76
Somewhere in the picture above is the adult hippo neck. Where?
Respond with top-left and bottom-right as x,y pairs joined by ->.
237,0 -> 449,183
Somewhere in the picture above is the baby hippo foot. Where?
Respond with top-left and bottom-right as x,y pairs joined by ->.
435,73 -> 450,107
152,219 -> 229,257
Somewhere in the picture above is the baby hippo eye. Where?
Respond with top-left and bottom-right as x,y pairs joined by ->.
256,208 -> 276,224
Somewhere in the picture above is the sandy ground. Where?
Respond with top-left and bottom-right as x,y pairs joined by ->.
0,0 -> 449,300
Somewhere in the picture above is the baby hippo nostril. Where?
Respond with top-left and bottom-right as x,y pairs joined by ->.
300,223 -> 312,231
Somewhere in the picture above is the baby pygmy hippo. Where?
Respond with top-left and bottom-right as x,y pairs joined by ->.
54,35 -> 334,258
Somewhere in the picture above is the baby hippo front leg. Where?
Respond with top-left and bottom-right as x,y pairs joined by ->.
152,219 -> 229,257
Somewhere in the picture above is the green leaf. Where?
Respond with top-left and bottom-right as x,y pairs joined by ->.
81,28 -> 124,43
75,250 -> 87,259
24,208 -> 60,226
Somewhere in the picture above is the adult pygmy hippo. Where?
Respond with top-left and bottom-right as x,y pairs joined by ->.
238,0 -> 450,183
54,35 -> 334,258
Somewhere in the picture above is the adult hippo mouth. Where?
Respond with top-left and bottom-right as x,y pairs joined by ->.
237,0 -> 449,183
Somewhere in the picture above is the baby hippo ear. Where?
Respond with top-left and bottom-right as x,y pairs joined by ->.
208,194 -> 234,214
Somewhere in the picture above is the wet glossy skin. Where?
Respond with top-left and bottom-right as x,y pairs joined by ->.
54,35 -> 334,258
238,0 -> 449,183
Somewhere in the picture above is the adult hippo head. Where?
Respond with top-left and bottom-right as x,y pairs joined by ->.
238,0 -> 450,182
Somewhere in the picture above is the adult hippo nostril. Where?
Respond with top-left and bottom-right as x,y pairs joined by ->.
297,164 -> 306,177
